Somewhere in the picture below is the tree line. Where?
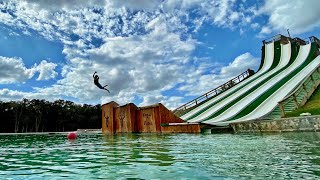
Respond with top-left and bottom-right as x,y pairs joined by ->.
0,99 -> 101,133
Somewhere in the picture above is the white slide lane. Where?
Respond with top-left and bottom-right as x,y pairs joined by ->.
217,48 -> 320,125
181,42 -> 275,121
180,42 -> 274,120
188,42 -> 290,123
205,43 -> 311,125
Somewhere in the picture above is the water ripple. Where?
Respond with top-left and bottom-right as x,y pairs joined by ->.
0,132 -> 319,179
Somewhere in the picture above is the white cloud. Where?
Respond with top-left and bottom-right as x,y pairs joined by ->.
163,0 -> 203,11
0,11 -> 14,23
58,21 -> 196,105
220,52 -> 259,77
0,88 -> 66,102
0,56 -> 35,84
259,0 -> 320,35
1,0 -> 319,109
0,57 -> 57,84
23,0 -> 106,11
23,0 -> 161,12
108,0 -> 160,11
251,23 -> 260,30
0,0 -> 259,45
258,26 -> 272,37
178,52 -> 259,97
164,0 -> 250,28
33,60 -> 58,81
0,88 -> 27,102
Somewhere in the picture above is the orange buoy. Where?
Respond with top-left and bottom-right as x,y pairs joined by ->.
67,132 -> 77,139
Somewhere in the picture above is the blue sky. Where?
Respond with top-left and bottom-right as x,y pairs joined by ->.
0,0 -> 319,109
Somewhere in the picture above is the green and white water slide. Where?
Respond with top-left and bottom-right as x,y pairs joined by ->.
181,36 -> 320,126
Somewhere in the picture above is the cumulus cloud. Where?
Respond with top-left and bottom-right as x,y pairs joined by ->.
57,19 -> 196,105
0,57 -> 58,84
0,56 -> 35,84
220,52 -> 259,78
0,88 -> 65,102
33,60 -> 58,81
108,0 -> 160,11
163,0 -> 254,29
0,88 -> 27,102
22,0 -> 105,11
178,52 -> 260,97
0,0 -> 319,109
259,0 -> 320,35
23,0 -> 161,12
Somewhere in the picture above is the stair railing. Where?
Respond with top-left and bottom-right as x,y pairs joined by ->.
173,69 -> 254,116
278,65 -> 320,117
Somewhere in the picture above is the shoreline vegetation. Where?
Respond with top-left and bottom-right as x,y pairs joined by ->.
0,99 -> 101,133
1,87 -> 318,134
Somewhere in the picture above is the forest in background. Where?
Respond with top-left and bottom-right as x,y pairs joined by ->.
0,99 -> 101,133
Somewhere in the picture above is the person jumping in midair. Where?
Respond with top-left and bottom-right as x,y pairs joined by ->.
93,72 -> 110,93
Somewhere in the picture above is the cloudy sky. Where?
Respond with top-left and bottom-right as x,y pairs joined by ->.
0,0 -> 319,109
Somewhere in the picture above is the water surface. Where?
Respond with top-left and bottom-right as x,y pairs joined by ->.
0,132 -> 320,179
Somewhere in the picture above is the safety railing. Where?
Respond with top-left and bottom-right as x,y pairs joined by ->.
293,37 -> 308,45
262,34 -> 292,45
278,65 -> 320,117
261,34 -> 315,46
173,69 -> 255,116
309,36 -> 320,43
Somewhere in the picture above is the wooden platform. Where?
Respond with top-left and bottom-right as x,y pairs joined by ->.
102,102 -> 200,133
161,123 -> 201,133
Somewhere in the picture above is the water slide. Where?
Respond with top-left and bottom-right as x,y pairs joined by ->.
180,42 -> 276,121
183,41 -> 284,123
188,42 -> 292,123
213,42 -> 319,125
203,42 -> 311,124
179,37 -> 319,126
218,55 -> 320,126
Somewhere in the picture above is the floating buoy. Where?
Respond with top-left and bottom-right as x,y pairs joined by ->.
67,132 -> 77,139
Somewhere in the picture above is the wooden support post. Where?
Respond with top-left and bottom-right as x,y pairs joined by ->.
279,102 -> 285,117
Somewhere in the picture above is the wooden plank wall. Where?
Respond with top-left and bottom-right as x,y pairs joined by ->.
102,102 -> 198,133
161,124 -> 201,133
137,107 -> 161,133
114,103 -> 138,133
158,103 -> 185,124
101,101 -> 118,134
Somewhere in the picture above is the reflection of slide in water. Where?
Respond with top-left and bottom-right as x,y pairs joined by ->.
182,40 -> 319,126
181,42 -> 276,121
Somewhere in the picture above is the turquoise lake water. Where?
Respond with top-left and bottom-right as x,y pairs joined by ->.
0,132 -> 319,179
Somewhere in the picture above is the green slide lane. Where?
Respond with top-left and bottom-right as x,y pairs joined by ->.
200,41 -> 293,121
229,42 -> 316,121
185,41 -> 282,121
256,46 -> 266,72
181,43 -> 267,120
